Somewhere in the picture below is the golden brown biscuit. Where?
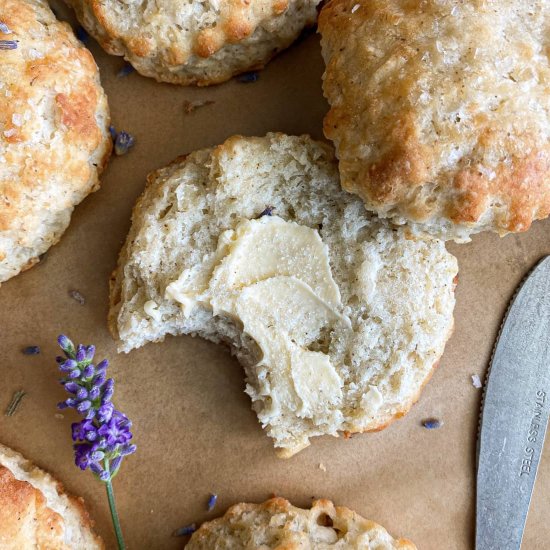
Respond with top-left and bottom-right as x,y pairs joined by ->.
186,497 -> 416,549
65,0 -> 321,85
0,443 -> 103,549
320,0 -> 550,242
0,0 -> 111,284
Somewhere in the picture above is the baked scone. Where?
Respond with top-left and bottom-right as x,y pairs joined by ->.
0,0 -> 111,285
320,0 -> 550,242
109,133 -> 457,457
186,497 -> 416,549
65,0 -> 321,85
0,443 -> 103,549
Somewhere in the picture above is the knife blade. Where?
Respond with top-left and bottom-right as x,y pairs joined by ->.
476,255 -> 550,550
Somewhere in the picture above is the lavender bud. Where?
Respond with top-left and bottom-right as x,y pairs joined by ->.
68,369 -> 81,379
96,359 -> 108,372
82,364 -> 94,379
60,359 -> 77,372
98,402 -> 114,422
90,462 -> 110,481
89,386 -> 100,400
93,372 -> 106,387
85,430 -> 98,442
99,470 -> 110,482
108,125 -> 117,139
114,131 -> 135,156
85,345 -> 95,361
90,450 -> 105,461
85,408 -> 96,420
110,455 -> 122,473
64,382 -> 80,394
103,379 -> 115,401
57,335 -> 74,355
121,444 -> 137,456
76,400 -> 92,413
57,401 -> 69,410
207,493 -> 218,511
0,40 -> 17,50
76,387 -> 88,400
76,346 -> 86,363
0,22 -> 11,34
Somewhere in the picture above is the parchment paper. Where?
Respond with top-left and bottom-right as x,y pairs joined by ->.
1,3 -> 549,548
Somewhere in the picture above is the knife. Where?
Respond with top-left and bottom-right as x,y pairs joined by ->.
476,255 -> 550,550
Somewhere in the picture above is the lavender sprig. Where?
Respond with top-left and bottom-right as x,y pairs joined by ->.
56,335 -> 135,549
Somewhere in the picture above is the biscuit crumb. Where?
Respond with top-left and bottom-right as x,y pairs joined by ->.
318,463 -> 327,472
471,374 -> 482,388
183,99 -> 215,114
351,4 -> 360,13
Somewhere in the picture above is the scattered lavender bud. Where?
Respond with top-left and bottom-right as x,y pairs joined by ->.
207,493 -> 218,511
22,345 -> 40,355
471,374 -> 482,389
0,40 -> 17,50
0,22 -> 11,34
237,71 -> 259,83
75,26 -> 89,43
69,289 -> 86,305
108,125 -> 117,140
117,63 -> 135,77
173,524 -> 197,537
114,130 -> 135,156
258,206 -> 273,217
422,418 -> 442,430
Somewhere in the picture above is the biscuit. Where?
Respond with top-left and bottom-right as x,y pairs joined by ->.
320,0 -> 550,242
109,133 -> 457,457
65,0 -> 321,85
0,0 -> 111,284
186,497 -> 416,549
0,443 -> 103,549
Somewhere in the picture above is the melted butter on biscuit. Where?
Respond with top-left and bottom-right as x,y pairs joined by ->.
165,216 -> 349,415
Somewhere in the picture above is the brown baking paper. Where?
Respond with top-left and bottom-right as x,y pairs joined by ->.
1,3 -> 550,549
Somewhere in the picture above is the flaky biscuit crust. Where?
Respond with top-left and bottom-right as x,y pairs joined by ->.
66,0 -> 321,85
187,497 -> 417,549
0,445 -> 103,549
0,0 -> 111,284
320,0 -> 550,241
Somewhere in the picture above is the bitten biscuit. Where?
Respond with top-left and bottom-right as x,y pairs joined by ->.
0,0 -> 111,285
320,0 -> 550,242
0,443 -> 103,549
186,497 -> 416,549
109,133 -> 457,457
65,0 -> 321,85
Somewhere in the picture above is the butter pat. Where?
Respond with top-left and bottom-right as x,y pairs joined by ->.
235,277 -> 343,416
165,216 -> 348,417
209,216 -> 342,312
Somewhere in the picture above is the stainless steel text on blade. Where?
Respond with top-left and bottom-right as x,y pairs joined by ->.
477,256 -> 550,550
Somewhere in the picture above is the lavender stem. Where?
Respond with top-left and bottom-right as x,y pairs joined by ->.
105,463 -> 126,550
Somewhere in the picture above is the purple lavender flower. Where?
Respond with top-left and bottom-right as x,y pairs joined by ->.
55,335 -> 136,482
